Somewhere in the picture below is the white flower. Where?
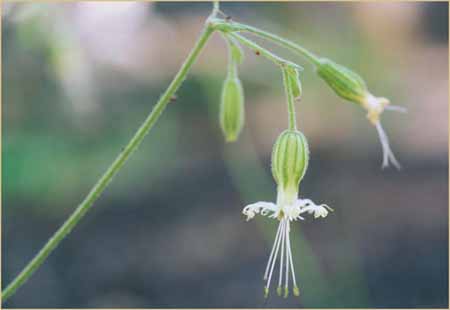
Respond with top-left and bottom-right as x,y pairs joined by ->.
362,93 -> 407,170
242,188 -> 332,298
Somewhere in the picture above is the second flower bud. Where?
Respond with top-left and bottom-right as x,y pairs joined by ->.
220,74 -> 245,142
220,36 -> 245,142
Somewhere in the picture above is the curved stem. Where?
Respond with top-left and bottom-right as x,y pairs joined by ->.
222,34 -> 238,77
282,67 -> 297,130
211,19 -> 322,67
2,24 -> 215,303
228,32 -> 302,71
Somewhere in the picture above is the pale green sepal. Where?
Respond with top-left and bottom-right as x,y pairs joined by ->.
220,76 -> 245,142
316,57 -> 367,105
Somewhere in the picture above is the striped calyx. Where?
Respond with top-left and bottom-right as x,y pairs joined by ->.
271,130 -> 309,191
316,58 -> 367,104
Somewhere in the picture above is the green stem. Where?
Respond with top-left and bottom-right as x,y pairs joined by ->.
2,24 -> 215,303
222,34 -> 238,77
282,67 -> 297,130
211,19 -> 322,67
228,33 -> 302,71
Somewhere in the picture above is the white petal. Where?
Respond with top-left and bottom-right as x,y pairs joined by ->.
242,201 -> 277,221
297,198 -> 333,219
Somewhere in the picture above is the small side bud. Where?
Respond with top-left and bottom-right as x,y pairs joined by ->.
220,76 -> 245,142
219,34 -> 245,142
271,130 -> 309,193
316,58 -> 367,104
286,66 -> 302,100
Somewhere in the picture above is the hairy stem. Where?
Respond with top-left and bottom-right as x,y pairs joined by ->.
2,22 -> 215,303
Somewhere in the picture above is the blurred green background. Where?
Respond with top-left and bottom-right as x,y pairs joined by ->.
2,2 -> 448,308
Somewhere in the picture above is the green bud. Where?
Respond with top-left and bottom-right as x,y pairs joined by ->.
220,75 -> 245,142
293,286 -> 300,297
286,66 -> 302,100
271,130 -> 309,192
316,58 -> 367,104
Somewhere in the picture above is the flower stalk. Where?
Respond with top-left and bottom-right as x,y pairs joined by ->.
282,67 -> 298,131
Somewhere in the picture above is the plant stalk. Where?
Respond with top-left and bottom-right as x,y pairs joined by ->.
211,19 -> 322,67
2,23 -> 215,303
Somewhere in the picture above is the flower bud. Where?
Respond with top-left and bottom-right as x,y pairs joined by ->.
286,66 -> 302,100
220,75 -> 245,142
316,58 -> 367,104
271,130 -> 309,192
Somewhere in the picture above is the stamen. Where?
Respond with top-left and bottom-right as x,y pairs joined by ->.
385,105 -> 407,113
286,221 -> 298,290
277,286 -> 283,297
277,219 -> 286,295
293,286 -> 300,297
266,220 -> 284,293
284,220 -> 290,298
375,121 -> 401,170
264,220 -> 283,280
264,287 -> 269,299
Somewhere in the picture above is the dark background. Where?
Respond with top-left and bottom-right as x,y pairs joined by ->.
2,2 -> 448,308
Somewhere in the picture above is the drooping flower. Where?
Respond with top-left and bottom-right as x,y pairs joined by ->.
243,129 -> 333,298
361,93 -> 406,169
316,57 -> 406,169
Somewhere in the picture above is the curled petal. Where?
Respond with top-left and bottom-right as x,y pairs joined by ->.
297,198 -> 333,219
242,201 -> 277,221
374,121 -> 401,170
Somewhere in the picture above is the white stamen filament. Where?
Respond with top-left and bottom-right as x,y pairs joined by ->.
278,219 -> 286,290
266,220 -> 284,290
263,217 -> 300,297
264,220 -> 283,280
284,218 -> 290,294
375,121 -> 401,170
286,221 -> 298,289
